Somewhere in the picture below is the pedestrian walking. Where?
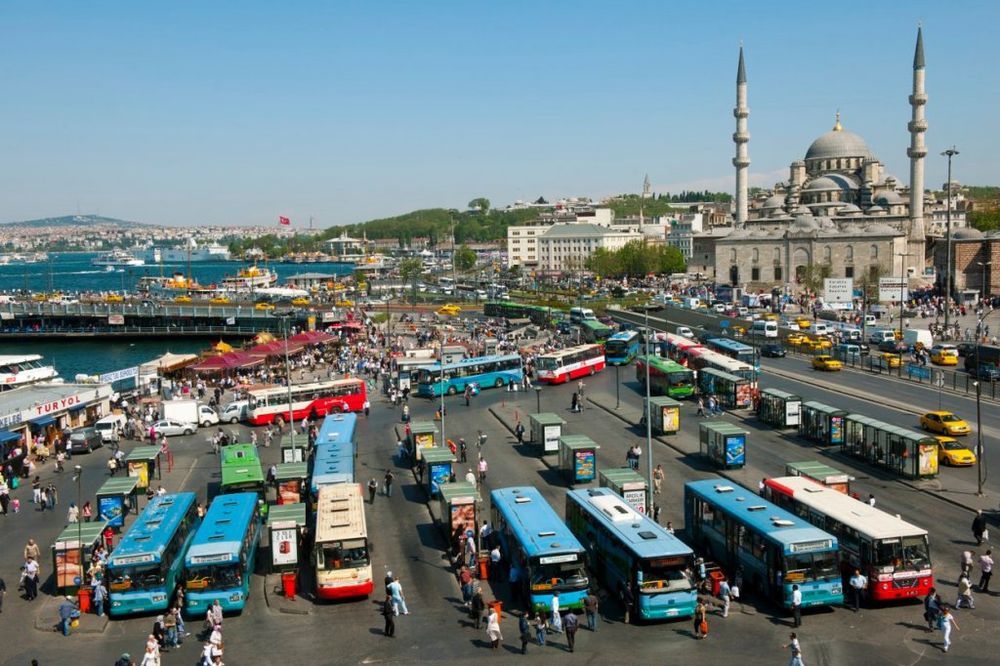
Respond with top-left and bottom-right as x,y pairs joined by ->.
584,590 -> 599,631
978,549 -> 993,592
388,576 -> 408,615
58,596 -> 77,636
791,584 -> 802,627
367,478 -> 378,504
22,556 -> 40,600
718,578 -> 731,618
519,612 -> 532,654
550,591 -> 562,633
696,396 -> 705,417
459,438 -> 468,462
67,502 -> 79,524
923,587 -> 940,630
972,509 -> 987,545
868,493 -> 876,507
92,580 -> 107,617
534,611 -> 547,646
939,606 -> 958,653
621,584 -> 634,624
381,594 -> 395,637
383,470 -> 394,497
478,457 -> 488,483
564,609 -> 579,652
471,587 -> 486,628
485,607 -> 503,650
514,422 -> 525,445
784,632 -> 804,666
653,465 -> 663,494
0,575 -> 6,613
960,549 -> 974,577
82,501 -> 93,522
956,574 -> 974,609
694,600 -> 708,639
849,569 -> 867,612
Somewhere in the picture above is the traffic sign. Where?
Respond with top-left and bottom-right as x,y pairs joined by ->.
720,320 -> 729,328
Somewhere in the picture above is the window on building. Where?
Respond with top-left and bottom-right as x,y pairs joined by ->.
752,248 -> 759,263
751,267 -> 760,281
774,266 -> 783,281
774,246 -> 782,263
845,245 -> 854,263
870,244 -> 878,260
823,245 -> 832,263
729,249 -> 737,263
845,266 -> 854,278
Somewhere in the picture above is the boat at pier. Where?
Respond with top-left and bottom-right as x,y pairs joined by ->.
0,354 -> 59,389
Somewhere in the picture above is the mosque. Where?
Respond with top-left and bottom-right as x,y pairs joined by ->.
708,28 -> 934,292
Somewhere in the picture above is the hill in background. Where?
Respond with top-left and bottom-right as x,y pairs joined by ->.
1,214 -> 150,228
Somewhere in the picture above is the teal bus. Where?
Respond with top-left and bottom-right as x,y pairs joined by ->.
183,492 -> 262,616
566,487 -> 697,622
605,330 -> 641,365
415,354 -> 522,397
580,319 -> 613,344
635,355 -> 696,399
107,492 -> 200,616
684,479 -> 843,610
220,443 -> 266,496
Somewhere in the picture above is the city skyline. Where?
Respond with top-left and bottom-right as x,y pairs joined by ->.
1,1 -> 997,228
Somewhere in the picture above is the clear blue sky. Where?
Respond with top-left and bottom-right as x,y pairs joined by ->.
1,0 -> 996,228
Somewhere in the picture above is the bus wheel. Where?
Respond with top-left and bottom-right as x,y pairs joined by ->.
331,405 -> 342,414
448,386 -> 458,396
590,366 -> 596,376
494,377 -> 504,388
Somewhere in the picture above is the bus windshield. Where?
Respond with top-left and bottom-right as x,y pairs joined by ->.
318,539 -> 370,570
667,372 -> 693,389
605,340 -> 629,355
537,357 -> 560,371
109,565 -> 163,591
185,564 -> 243,591
639,557 -> 694,593
529,560 -> 589,591
875,536 -> 931,572
784,551 -> 838,582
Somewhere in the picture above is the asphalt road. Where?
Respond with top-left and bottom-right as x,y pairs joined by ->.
2,364 -> 999,665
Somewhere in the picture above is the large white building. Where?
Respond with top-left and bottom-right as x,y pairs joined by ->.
536,223 -> 643,273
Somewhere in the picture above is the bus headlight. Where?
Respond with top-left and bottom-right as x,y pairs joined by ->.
229,593 -> 242,603
152,594 -> 166,603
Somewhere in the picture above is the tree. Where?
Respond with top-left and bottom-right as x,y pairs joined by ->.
398,258 -> 423,305
800,263 -> 832,294
454,245 -> 477,272
468,197 -> 491,212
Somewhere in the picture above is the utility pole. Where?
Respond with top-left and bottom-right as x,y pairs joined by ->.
941,147 -> 959,336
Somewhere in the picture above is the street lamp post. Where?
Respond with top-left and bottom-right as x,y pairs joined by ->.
534,386 -> 542,415
278,311 -> 296,449
973,305 -> 996,497
644,309 -> 654,516
74,464 -> 83,588
942,147 -> 959,336
615,364 -> 621,409
896,252 -> 913,377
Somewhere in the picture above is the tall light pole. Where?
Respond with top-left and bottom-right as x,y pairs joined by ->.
973,297 -> 996,497
278,311 -> 296,448
644,308 -> 653,515
73,465 -> 83,588
615,364 -> 621,410
942,147 -> 959,336
534,386 -> 542,415
896,252 -> 913,377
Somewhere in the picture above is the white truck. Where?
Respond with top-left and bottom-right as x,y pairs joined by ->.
161,399 -> 219,428
903,328 -> 934,349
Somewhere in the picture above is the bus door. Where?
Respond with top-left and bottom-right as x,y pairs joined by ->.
768,546 -> 785,604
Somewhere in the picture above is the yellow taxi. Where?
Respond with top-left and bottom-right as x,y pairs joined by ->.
764,313 -> 779,321
795,317 -> 812,329
803,337 -> 832,351
731,325 -> 747,337
929,344 -> 959,366
209,296 -> 230,305
436,304 -> 462,316
32,292 -> 50,302
335,299 -> 354,308
878,352 -> 902,368
291,297 -> 311,307
104,294 -> 124,303
812,355 -> 843,371
786,333 -> 808,346
254,302 -> 275,311
920,411 -> 972,436
934,436 -> 976,466
174,295 -> 192,303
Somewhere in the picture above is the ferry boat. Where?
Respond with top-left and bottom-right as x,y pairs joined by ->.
137,272 -> 216,297
0,252 -> 48,265
92,249 -> 145,267
0,354 -> 59,390
142,238 -> 232,263
220,264 -> 278,292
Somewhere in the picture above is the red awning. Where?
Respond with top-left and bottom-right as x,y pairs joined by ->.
248,340 -> 306,357
288,330 -> 336,344
189,351 -> 265,372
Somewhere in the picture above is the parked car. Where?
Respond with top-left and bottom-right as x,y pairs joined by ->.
151,419 -> 197,437
68,427 -> 103,453
676,326 -> 695,338
761,343 -> 786,358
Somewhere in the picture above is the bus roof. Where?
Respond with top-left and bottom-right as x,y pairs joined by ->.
316,412 -> 358,447
490,486 -> 584,559
709,338 -> 754,352
767,476 -> 926,540
567,487 -> 692,559
249,379 -> 362,397
537,344 -> 603,361
423,353 -> 522,371
581,319 -> 611,331
608,330 -> 639,342
637,354 -> 691,374
109,492 -> 197,565
685,480 -> 837,551
185,492 -> 259,566
315,483 -> 367,543
220,443 -> 264,488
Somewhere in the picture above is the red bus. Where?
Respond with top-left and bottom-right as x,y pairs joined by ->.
535,344 -> 605,384
246,379 -> 366,425
765,476 -> 933,602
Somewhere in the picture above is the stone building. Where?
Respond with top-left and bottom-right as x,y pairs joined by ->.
931,228 -> 1000,301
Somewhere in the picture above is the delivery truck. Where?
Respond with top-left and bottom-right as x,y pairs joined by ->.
161,399 -> 219,428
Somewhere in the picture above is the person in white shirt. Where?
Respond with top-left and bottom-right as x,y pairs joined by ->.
791,584 -> 802,627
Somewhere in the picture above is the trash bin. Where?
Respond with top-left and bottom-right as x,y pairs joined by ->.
478,552 -> 489,580
489,600 -> 503,619
77,587 -> 92,614
281,571 -> 297,599
708,570 -> 727,597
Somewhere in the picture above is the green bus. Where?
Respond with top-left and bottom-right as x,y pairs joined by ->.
635,354 -> 696,399
580,319 -> 613,344
483,301 -> 564,327
220,443 -> 266,496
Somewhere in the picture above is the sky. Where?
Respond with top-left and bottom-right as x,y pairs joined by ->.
1,0 -> 997,228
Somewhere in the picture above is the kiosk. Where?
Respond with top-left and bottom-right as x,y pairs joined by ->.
124,447 -> 160,490
267,502 -> 307,574
558,435 -> 599,485
529,413 -> 565,454
699,422 -> 747,469
799,401 -> 847,446
785,461 -> 852,494
409,421 -> 438,461
52,518 -> 110,594
441,345 -> 466,364
435,482 -> 481,546
274,461 -> 308,505
643,396 -> 681,435
280,435 -> 306,463
95,476 -> 139,529
758,389 -> 802,429
842,414 -> 939,479
598,467 -> 648,514
698,368 -> 752,409
422,447 -> 457,497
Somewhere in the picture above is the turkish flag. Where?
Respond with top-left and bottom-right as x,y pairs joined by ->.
279,216 -> 291,226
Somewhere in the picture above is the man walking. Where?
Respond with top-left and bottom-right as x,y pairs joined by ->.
367,478 -> 378,504
849,569 -> 867,612
388,576 -> 408,615
791,584 -> 802,627
514,422 -> 525,445
382,594 -> 395,637
383,470 -> 394,497
564,609 -> 579,652
584,590 -> 599,631
972,509 -> 987,545
718,578 -> 731,618
979,549 -> 993,592
784,632 -> 804,666
58,596 -> 77,636
519,612 -> 532,654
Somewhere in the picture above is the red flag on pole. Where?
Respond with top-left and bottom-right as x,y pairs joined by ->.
279,216 -> 291,226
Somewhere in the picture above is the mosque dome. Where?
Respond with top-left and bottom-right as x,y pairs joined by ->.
791,213 -> 820,232
952,227 -> 983,240
805,115 -> 875,161
762,193 -> 786,209
875,191 -> 904,206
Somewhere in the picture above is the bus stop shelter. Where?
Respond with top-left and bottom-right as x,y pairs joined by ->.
785,461 -> 852,494
409,421 -> 438,461
422,447 -> 457,498
599,467 -> 648,514
699,421 -> 748,470
799,401 -> 847,446
274,461 -> 308,505
52,518 -> 109,594
95,476 -> 139,529
842,414 -> 939,479
558,435 -> 599,485
529,413 -> 565,454
266,502 -> 307,573
434,482 -> 481,548
125,447 -> 161,489
698,368 -> 752,409
644,396 -> 682,435
758,388 -> 802,429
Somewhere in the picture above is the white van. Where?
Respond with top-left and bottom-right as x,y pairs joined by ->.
221,400 -> 249,424
813,323 -> 831,336
94,414 -> 127,443
869,329 -> 897,344
569,307 -> 596,324
751,320 -> 778,338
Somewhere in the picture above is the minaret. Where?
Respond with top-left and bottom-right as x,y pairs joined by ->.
733,46 -> 750,226
907,27 -> 928,259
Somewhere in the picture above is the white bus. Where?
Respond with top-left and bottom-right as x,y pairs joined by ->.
536,344 -> 605,384
313,483 -> 373,600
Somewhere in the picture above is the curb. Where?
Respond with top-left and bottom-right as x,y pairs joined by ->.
262,575 -> 311,615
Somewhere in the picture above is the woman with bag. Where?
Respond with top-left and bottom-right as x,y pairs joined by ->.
694,600 -> 708,639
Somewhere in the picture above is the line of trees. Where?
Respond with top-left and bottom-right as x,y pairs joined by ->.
585,241 -> 686,278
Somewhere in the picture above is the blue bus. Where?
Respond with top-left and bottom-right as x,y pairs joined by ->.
415,354 -> 522,397
605,330 -> 641,365
183,492 -> 262,615
566,487 -> 696,621
107,492 -> 200,617
310,413 -> 357,502
705,337 -> 758,368
490,486 -> 589,614
684,480 -> 843,610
